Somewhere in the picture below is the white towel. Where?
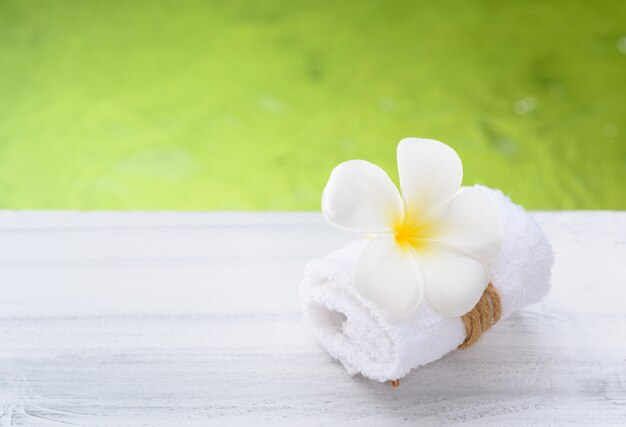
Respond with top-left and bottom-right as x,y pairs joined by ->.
300,186 -> 554,382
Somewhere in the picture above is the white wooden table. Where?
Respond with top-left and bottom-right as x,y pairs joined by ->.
0,211 -> 624,426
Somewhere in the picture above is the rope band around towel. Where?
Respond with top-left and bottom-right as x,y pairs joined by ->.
389,283 -> 501,388
458,282 -> 501,349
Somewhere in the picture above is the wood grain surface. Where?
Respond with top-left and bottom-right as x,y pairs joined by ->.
0,211 -> 624,426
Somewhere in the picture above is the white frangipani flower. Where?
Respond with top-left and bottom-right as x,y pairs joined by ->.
322,138 -> 502,318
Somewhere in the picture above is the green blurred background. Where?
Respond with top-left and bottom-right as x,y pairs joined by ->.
0,0 -> 624,210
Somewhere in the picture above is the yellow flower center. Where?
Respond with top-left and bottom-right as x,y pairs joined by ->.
393,216 -> 435,251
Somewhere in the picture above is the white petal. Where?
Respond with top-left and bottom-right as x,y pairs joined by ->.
322,160 -> 403,232
418,245 -> 489,317
429,187 -> 503,260
353,237 -> 424,315
397,138 -> 463,219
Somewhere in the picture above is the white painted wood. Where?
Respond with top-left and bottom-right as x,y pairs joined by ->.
0,211 -> 624,425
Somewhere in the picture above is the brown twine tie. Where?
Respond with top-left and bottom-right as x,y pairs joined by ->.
389,283 -> 501,388
458,282 -> 501,349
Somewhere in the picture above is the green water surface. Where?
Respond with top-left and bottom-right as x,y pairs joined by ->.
1,0 -> 625,210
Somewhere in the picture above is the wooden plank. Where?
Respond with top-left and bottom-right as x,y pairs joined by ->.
0,211 -> 624,425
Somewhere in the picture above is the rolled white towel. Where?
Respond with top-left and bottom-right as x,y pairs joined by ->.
300,186 -> 554,382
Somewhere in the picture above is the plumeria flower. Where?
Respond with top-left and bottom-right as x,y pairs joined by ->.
322,138 -> 502,318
